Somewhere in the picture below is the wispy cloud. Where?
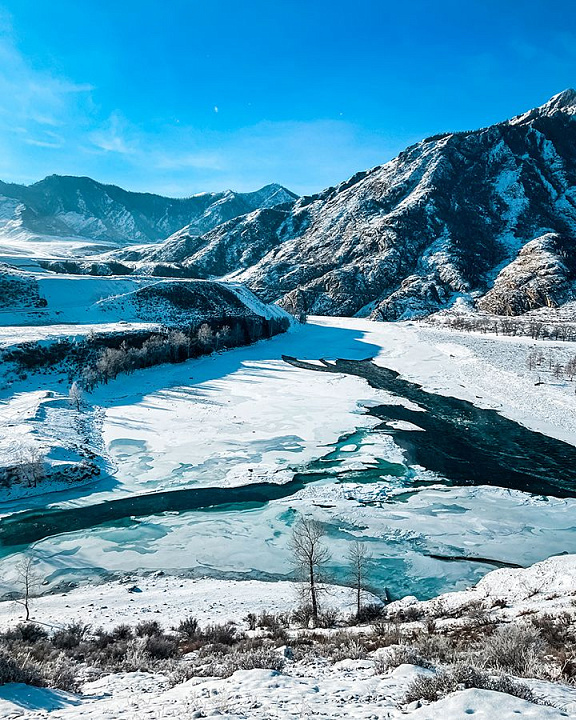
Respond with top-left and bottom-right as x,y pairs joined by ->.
0,12 -> 398,195
89,112 -> 138,155
76,116 -> 401,195
0,29 -> 94,131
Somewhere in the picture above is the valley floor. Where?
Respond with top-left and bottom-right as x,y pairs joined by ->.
0,317 -> 575,717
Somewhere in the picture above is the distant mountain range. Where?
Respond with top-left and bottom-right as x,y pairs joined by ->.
3,90 -> 576,319
0,175 -> 297,249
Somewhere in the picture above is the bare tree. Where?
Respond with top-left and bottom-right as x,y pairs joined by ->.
9,555 -> 39,621
289,517 -> 331,626
349,540 -> 371,619
197,323 -> 214,350
553,363 -> 564,380
16,447 -> 45,488
216,325 -> 231,350
68,380 -> 83,411
167,330 -> 188,361
566,356 -> 576,382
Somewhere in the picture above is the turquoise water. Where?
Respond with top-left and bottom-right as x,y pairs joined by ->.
2,358 -> 576,600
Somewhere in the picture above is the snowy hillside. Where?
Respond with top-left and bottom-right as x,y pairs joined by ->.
0,176 -> 297,257
0,263 -> 289,327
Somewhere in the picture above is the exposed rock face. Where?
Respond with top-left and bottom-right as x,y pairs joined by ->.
118,90 -> 576,319
478,233 -> 576,315
113,206 -> 293,277
0,175 -> 297,249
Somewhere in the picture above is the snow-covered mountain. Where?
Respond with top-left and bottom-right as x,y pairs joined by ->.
118,89 -> 576,319
0,175 -> 297,255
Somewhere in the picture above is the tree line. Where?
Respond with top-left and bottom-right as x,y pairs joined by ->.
82,316 -> 288,388
434,314 -> 576,342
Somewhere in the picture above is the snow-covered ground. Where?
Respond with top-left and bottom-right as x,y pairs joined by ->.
1,318 -> 576,718
0,269 -> 288,327
0,560 -> 575,719
2,666 -> 569,720
0,576 -> 370,631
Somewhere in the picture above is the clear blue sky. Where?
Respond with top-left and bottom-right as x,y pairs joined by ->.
0,0 -> 574,196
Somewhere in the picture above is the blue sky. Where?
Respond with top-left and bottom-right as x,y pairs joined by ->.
0,0 -> 574,196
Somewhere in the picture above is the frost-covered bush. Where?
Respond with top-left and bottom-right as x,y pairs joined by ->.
210,648 -> 285,677
201,622 -> 237,646
403,664 -> 538,705
375,644 -> 433,673
0,650 -> 43,686
477,625 -> 543,676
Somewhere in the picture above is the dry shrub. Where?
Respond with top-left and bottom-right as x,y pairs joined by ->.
404,663 -> 538,705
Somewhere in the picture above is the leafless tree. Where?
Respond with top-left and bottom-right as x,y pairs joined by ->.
197,323 -> 214,349
289,517 -> 331,626
349,540 -> 371,618
216,325 -> 231,350
9,555 -> 39,621
68,381 -> 83,411
566,356 -> 576,382
16,447 -> 45,488
553,363 -> 564,380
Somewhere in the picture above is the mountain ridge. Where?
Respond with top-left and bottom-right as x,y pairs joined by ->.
0,174 -> 298,253
4,91 -> 576,320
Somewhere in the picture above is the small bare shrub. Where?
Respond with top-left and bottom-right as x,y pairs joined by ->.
404,664 -> 538,705
375,644 -> 433,673
145,635 -> 178,659
178,616 -> 200,640
355,602 -> 386,624
135,620 -> 163,638
52,623 -> 89,650
372,620 -> 402,645
8,622 -> 48,643
202,622 -> 238,646
292,604 -> 314,628
478,624 -> 543,676
0,650 -> 43,686
317,607 -> 339,628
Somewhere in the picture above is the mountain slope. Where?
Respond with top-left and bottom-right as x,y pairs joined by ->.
0,175 -> 297,255
118,89 -> 576,320
234,90 -> 576,319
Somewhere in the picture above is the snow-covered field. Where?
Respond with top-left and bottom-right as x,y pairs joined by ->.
0,576 -> 371,631
2,666 -> 569,720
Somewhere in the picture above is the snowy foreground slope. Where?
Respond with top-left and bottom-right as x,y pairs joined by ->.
0,558 -> 575,718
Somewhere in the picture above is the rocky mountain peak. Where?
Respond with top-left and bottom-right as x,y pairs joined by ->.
542,88 -> 576,112
510,88 -> 576,125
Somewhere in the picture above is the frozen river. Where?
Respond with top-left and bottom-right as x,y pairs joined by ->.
1,317 -> 575,600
